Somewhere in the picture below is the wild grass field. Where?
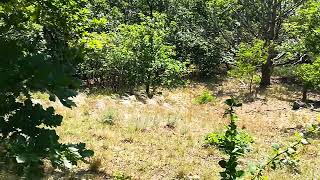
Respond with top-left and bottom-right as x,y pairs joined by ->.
6,79 -> 319,180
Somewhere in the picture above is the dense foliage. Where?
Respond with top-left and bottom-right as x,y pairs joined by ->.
80,13 -> 187,95
290,0 -> 320,100
296,57 -> 320,101
1,0 -> 313,95
0,0 -> 93,177
51,0 -> 320,92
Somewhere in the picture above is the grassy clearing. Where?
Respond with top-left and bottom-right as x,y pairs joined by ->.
32,80 -> 320,179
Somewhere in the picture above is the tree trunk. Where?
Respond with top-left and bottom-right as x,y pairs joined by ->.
146,83 -> 150,97
146,73 -> 152,98
146,0 -> 154,99
260,53 -> 273,88
249,74 -> 253,95
302,85 -> 308,102
260,0 -> 278,88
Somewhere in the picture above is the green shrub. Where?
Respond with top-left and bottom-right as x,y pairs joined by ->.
295,56 -> 320,101
79,13 -> 188,96
102,109 -> 118,125
194,91 -> 216,104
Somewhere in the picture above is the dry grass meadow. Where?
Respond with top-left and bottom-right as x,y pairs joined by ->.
4,79 -> 320,180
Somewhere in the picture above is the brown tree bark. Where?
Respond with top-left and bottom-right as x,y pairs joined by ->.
302,85 -> 308,102
260,0 -> 278,88
260,45 -> 275,88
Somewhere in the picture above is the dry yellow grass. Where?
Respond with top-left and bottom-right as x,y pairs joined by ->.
29,80 -> 320,179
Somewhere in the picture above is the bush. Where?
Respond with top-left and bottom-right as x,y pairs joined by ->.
101,109 -> 118,125
295,56 -> 320,101
194,91 -> 216,104
205,98 -> 252,179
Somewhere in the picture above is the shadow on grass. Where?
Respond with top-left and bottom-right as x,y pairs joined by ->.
196,75 -> 319,106
49,169 -> 113,179
269,76 -> 319,102
282,123 -> 320,140
0,161 -> 113,180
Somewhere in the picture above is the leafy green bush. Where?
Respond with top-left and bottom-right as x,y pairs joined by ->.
194,91 -> 216,105
287,1 -> 320,101
295,57 -> 320,101
101,109 -> 118,125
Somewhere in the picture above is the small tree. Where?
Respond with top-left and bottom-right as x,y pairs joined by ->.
228,39 -> 267,95
295,57 -> 320,101
291,1 -> 320,102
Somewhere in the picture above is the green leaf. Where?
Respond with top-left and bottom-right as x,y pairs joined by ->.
225,98 -> 236,106
236,170 -> 245,177
63,158 -> 73,169
272,143 -> 280,150
225,98 -> 242,107
81,150 -> 94,158
287,147 -> 296,154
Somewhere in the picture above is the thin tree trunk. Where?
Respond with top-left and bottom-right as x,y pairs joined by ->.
249,74 -> 253,95
260,51 -> 273,88
146,0 -> 154,98
302,85 -> 308,102
146,83 -> 150,96
146,78 -> 151,98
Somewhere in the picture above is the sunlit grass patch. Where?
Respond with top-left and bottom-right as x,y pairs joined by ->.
26,81 -> 320,179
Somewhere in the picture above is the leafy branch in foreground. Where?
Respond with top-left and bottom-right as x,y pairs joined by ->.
250,133 -> 309,179
0,0 -> 93,178
205,98 -> 253,179
205,98 -> 312,180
